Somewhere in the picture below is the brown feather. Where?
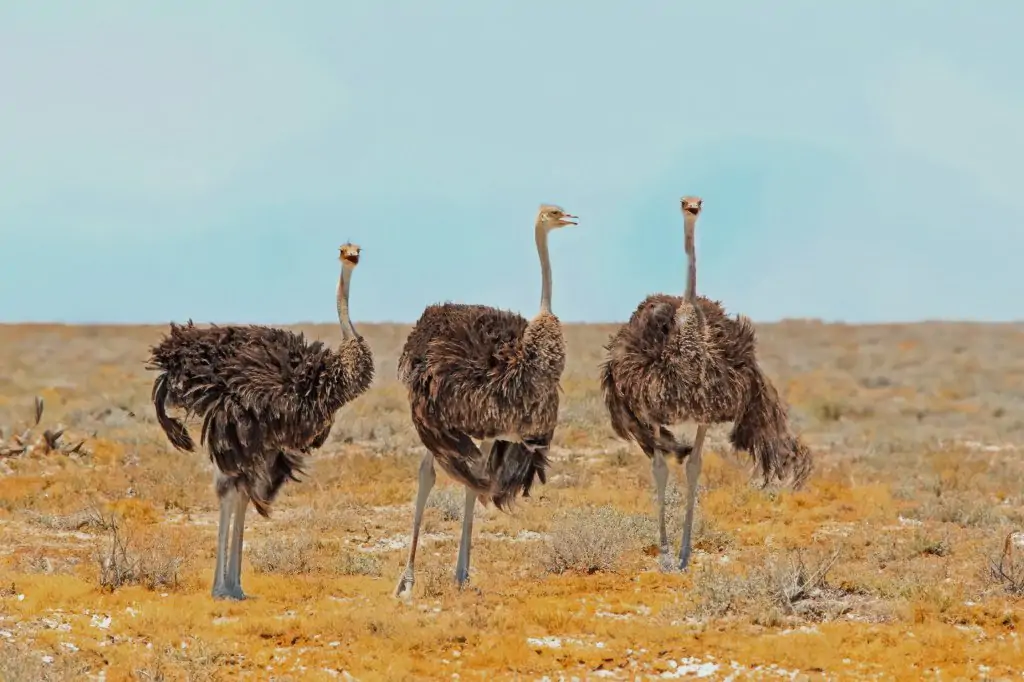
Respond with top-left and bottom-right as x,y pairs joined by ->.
147,321 -> 374,515
398,302 -> 563,509
602,294 -> 812,488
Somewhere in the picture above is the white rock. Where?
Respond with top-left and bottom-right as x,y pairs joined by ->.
90,614 -> 112,629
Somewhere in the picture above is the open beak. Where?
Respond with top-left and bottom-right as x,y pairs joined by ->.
559,214 -> 579,226
682,206 -> 700,217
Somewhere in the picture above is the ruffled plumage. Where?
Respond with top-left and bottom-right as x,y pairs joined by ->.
148,320 -> 374,515
398,302 -> 560,509
601,295 -> 811,487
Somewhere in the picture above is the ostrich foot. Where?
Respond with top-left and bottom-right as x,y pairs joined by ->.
455,572 -> 482,596
393,569 -> 415,601
678,546 -> 694,573
212,585 -> 247,601
657,551 -> 678,573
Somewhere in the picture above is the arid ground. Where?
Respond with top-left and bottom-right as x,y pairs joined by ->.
1,321 -> 1023,681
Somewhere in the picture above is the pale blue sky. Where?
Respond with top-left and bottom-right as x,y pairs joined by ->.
1,2 -> 1021,324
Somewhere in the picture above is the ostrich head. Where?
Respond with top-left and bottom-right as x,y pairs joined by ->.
680,196 -> 703,218
536,204 -> 578,230
339,243 -> 361,267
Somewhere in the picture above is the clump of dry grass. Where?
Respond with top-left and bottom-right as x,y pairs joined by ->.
130,638 -> 226,682
685,567 -> 749,620
987,532 -> 1024,596
23,509 -> 106,532
542,505 -> 653,574
418,565 -> 458,599
15,548 -> 79,575
691,514 -> 736,554
912,492 -> 1000,528
908,530 -> 953,558
872,529 -> 954,567
808,398 -> 875,424
0,641 -> 90,682
606,449 -> 632,468
766,548 -> 849,621
427,485 -> 465,522
248,536 -> 319,575
546,463 -> 592,490
687,549 -> 850,624
249,537 -> 382,577
337,550 -> 383,577
94,511 -> 187,591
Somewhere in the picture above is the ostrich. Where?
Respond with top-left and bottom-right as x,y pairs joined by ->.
601,197 -> 812,571
393,204 -> 579,599
146,243 -> 374,600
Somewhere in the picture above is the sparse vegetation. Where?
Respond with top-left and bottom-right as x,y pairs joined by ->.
0,641 -> 90,682
685,548 -> 853,625
909,530 -> 953,558
427,485 -> 465,522
94,511 -> 186,592
0,321 -> 1023,679
246,537 -> 315,575
543,505 -> 653,574
987,532 -> 1024,596
130,639 -> 225,682
337,551 -> 383,577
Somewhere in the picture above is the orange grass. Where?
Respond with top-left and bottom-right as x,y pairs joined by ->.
1,321 -> 1023,680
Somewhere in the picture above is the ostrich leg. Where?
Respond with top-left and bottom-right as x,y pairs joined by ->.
224,491 -> 249,600
650,449 -> 672,570
454,485 -> 476,586
210,475 -> 246,598
446,431 -> 496,587
211,478 -> 235,598
394,453 -> 436,599
678,424 -> 708,571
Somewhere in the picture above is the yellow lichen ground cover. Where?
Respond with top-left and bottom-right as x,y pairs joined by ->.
1,322 -> 1023,680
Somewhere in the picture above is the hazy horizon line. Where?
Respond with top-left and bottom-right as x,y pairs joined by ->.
1,317 -> 1021,327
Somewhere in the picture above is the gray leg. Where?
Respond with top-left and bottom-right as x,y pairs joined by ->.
394,453 -> 436,600
211,484 -> 235,598
678,424 -> 708,571
223,491 -> 249,600
651,449 -> 671,569
454,485 -> 477,586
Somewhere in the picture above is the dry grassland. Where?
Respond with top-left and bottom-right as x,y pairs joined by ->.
2,320 -> 1024,680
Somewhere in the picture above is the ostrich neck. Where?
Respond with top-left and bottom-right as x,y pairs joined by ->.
536,224 -> 553,314
336,265 -> 357,341
525,223 -> 566,382
684,213 -> 698,303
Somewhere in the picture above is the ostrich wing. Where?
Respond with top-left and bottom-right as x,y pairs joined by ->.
399,304 -> 528,392
421,305 -> 530,399
218,329 -> 347,450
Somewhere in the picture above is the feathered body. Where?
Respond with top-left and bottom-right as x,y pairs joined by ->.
148,320 -> 374,515
392,204 -> 577,600
602,294 -> 812,488
398,302 -> 563,507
